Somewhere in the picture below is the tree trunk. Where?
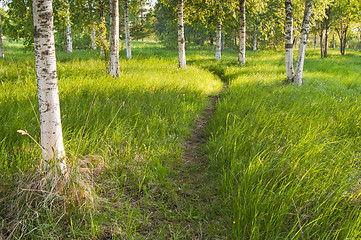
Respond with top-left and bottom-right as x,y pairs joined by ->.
319,31 -> 323,58
91,26 -> 96,50
32,0 -> 66,172
238,0 -> 246,64
323,5 -> 331,57
109,0 -> 120,77
333,33 -> 335,49
222,31 -> 225,51
177,0 -> 186,68
0,14 -> 3,58
215,21 -> 222,60
359,33 -> 361,52
285,0 -> 294,82
66,7 -> 72,52
314,34 -> 316,50
293,0 -> 313,86
253,25 -> 258,51
124,0 -> 132,60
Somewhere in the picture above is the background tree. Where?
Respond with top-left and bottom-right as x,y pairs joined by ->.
109,0 -> 120,77
178,0 -> 186,68
124,0 -> 131,59
331,0 -> 361,55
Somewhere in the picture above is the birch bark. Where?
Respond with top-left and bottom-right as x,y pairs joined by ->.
215,21 -> 222,60
285,0 -> 294,82
238,0 -> 246,65
124,0 -> 132,60
32,0 -> 66,172
66,7 -> 72,52
177,0 -> 186,68
294,0 -> 313,86
109,0 -> 120,77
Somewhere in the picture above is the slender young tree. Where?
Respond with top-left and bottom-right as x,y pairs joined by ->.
177,0 -> 186,68
0,12 -> 3,58
215,21 -> 222,60
253,25 -> 258,51
285,0 -> 294,82
293,0 -> 313,85
91,25 -> 96,49
124,0 -> 132,60
32,0 -> 66,172
238,0 -> 246,65
109,0 -> 120,77
66,0 -> 72,52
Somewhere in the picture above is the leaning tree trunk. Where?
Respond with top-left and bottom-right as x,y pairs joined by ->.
238,0 -> 246,64
66,7 -> 72,52
0,14 -> 3,58
294,0 -> 313,86
109,0 -> 120,77
285,0 -> 294,82
32,0 -> 66,172
215,21 -> 222,60
124,0 -> 132,60
177,0 -> 186,68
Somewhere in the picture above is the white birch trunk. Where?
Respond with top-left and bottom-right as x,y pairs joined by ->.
215,21 -> 222,60
238,0 -> 246,65
285,0 -> 294,82
32,0 -> 66,172
109,0 -> 120,77
253,25 -> 258,51
333,33 -> 335,49
293,0 -> 313,86
91,26 -> 96,50
66,8 -> 72,52
177,0 -> 186,68
124,0 -> 132,60
0,14 -> 3,58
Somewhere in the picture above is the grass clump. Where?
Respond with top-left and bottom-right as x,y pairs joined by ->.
203,49 -> 361,239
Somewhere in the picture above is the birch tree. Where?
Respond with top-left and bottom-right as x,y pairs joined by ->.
238,0 -> 246,64
284,0 -> 313,85
109,0 -> 120,77
66,2 -> 72,52
177,0 -> 186,67
285,0 -> 294,82
32,0 -> 66,172
124,0 -> 132,60
215,20 -> 222,60
293,0 -> 313,85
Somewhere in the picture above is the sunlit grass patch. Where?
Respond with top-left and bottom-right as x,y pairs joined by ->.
205,49 -> 361,239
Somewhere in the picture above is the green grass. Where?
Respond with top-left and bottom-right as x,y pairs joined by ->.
2,38 -> 361,239
201,49 -> 361,239
0,40 -> 223,239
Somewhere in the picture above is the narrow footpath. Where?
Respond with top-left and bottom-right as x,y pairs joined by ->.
171,91 -> 229,239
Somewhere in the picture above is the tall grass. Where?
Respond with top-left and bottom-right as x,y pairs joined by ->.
0,40 -> 223,239
202,49 -> 361,239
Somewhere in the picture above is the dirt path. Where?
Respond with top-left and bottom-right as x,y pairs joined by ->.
171,92 -> 228,239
